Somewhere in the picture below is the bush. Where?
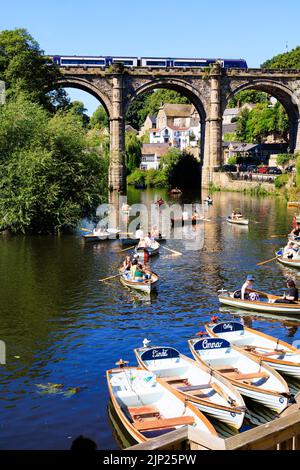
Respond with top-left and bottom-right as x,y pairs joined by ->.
145,169 -> 168,188
227,156 -> 237,165
274,173 -> 289,188
276,154 -> 293,167
127,169 -> 146,186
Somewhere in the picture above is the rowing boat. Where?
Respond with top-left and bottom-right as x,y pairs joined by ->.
134,345 -> 245,429
119,270 -> 159,294
287,201 -> 300,208
218,289 -> 300,314
106,365 -> 217,446
120,237 -> 165,247
226,216 -> 249,226
276,251 -> 300,269
83,228 -> 120,241
135,242 -> 160,259
188,337 -> 290,413
206,321 -> 300,380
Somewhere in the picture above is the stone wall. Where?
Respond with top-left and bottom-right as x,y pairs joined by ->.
206,172 -> 278,193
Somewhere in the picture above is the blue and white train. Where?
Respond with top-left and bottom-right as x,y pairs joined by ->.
51,55 -> 248,69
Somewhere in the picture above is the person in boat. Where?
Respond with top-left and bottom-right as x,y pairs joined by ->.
231,210 -> 237,220
274,279 -> 299,304
205,195 -> 212,203
135,225 -> 144,239
151,226 -> 160,238
122,255 -> 131,272
235,274 -> 259,300
134,263 -> 145,282
192,210 -> 199,222
283,241 -> 297,259
289,223 -> 300,239
156,198 -> 165,207
130,259 -> 138,279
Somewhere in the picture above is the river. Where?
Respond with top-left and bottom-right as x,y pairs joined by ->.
0,189 -> 300,449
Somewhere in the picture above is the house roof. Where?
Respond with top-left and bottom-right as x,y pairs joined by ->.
125,124 -> 138,134
142,143 -> 170,156
159,103 -> 194,117
149,115 -> 156,124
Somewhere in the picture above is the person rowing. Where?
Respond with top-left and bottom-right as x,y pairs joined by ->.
234,274 -> 259,301
282,241 -> 298,259
274,279 -> 299,304
289,223 -> 300,240
122,255 -> 131,272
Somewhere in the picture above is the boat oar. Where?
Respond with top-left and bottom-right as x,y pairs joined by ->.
81,227 -> 93,232
161,245 -> 182,256
118,245 -> 136,253
99,273 -> 122,282
270,234 -> 286,238
257,256 -> 278,266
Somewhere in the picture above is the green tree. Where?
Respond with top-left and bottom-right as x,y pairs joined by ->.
228,90 -> 269,108
0,28 -> 68,110
160,148 -> 200,188
125,132 -> 142,173
261,47 -> 300,69
89,105 -> 109,129
235,102 -> 288,143
0,95 -> 108,233
68,100 -> 89,127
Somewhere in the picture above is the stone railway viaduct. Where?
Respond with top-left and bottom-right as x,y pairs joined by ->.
55,63 -> 300,194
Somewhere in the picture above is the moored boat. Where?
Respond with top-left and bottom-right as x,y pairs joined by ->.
287,201 -> 300,208
82,228 -> 120,241
107,364 -> 217,446
218,289 -> 300,314
226,216 -> 249,226
134,345 -> 246,429
188,337 -> 291,413
119,270 -> 159,294
206,321 -> 300,380
169,188 -> 182,195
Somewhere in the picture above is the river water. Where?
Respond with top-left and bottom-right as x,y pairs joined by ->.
1,189 -> 300,449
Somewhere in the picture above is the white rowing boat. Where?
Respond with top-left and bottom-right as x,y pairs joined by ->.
226,216 -> 249,226
276,251 -> 300,269
206,321 -> 300,380
134,345 -> 245,429
188,337 -> 291,413
119,270 -> 159,294
135,244 -> 160,259
106,364 -> 217,446
218,289 -> 300,315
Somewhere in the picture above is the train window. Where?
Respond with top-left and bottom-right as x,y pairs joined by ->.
113,60 -> 134,65
174,61 -> 208,67
61,59 -> 105,65
146,60 -> 166,66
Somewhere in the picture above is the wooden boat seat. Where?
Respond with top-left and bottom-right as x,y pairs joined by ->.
178,384 -> 212,392
128,406 -> 160,420
214,366 -> 238,373
228,371 -> 269,381
161,376 -> 188,384
134,415 -> 195,431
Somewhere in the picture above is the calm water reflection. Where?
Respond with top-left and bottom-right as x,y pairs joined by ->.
0,190 -> 300,449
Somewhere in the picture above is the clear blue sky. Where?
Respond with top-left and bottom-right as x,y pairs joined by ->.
1,0 -> 300,114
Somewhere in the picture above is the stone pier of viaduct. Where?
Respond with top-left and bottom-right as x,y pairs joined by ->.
56,63 -> 300,193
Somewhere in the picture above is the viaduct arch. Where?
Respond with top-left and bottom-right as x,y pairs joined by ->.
54,63 -> 300,193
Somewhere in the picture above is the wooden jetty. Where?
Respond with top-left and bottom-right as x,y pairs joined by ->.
126,393 -> 300,451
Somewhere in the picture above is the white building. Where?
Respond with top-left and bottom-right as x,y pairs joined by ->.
140,143 -> 170,170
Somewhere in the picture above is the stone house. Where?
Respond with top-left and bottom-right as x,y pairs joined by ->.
140,143 -> 170,170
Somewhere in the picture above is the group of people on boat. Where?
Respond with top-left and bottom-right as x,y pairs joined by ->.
230,210 -> 243,220
235,275 -> 299,303
121,254 -> 151,282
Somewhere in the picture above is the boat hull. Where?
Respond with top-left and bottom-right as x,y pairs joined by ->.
135,247 -> 159,258
226,217 -> 249,225
276,255 -> 300,269
218,292 -> 300,314
119,271 -> 159,294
